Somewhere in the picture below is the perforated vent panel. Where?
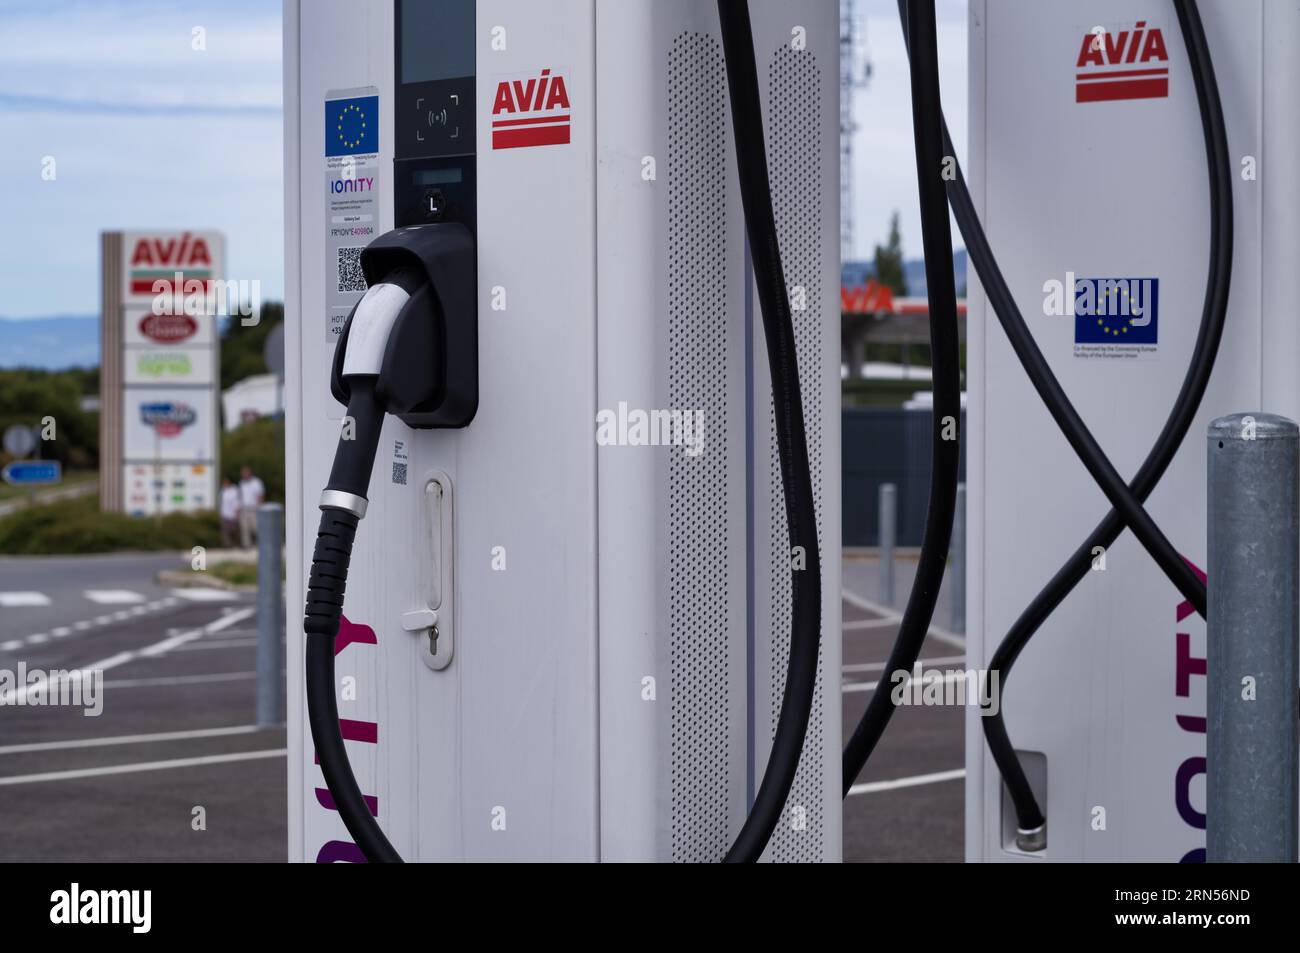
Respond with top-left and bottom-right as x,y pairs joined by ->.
668,31 -> 731,863
765,44 -> 826,863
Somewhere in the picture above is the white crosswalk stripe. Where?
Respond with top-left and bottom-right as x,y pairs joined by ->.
0,592 -> 50,607
83,589 -> 146,605
170,588 -> 239,602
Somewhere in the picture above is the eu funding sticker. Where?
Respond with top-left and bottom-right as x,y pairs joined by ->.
325,88 -> 380,345
1072,276 -> 1159,362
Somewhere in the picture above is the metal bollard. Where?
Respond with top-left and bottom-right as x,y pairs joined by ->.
880,483 -> 897,607
1206,413 -> 1299,862
951,482 -> 966,634
256,503 -> 286,728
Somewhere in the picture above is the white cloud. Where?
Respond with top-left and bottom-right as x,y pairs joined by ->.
0,0 -> 282,317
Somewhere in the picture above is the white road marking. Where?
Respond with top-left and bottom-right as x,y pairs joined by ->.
0,748 -> 287,787
847,768 -> 966,796
72,620 -> 91,631
0,592 -> 50,607
0,640 -> 22,651
171,588 -> 239,602
25,634 -> 48,644
841,588 -> 966,649
842,655 -> 967,675
0,607 -> 255,706
171,638 -> 257,652
843,616 -> 904,631
0,724 -> 262,755
842,669 -> 978,694
83,590 -> 145,605
104,671 -> 255,689
50,626 -> 71,637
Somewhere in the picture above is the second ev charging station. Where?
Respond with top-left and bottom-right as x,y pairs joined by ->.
964,0 -> 1295,862
284,0 -> 841,862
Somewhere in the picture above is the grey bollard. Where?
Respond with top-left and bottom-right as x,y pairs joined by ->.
256,503 -> 286,728
1206,413 -> 1299,862
951,482 -> 966,634
880,483 -> 897,607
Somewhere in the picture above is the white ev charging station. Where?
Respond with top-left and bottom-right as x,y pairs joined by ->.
964,0 -> 1300,862
283,0 -> 841,862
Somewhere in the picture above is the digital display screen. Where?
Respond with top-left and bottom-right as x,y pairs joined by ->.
400,0 -> 475,85
414,168 -> 464,186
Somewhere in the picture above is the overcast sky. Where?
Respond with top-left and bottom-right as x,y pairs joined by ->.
849,0 -> 968,264
0,0 -> 282,318
0,0 -> 966,319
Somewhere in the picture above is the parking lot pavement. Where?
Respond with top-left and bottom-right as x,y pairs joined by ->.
0,593 -> 285,862
0,552 -> 962,862
840,591 -> 965,863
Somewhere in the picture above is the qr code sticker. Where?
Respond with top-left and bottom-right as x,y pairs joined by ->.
391,462 -> 408,486
337,246 -> 367,293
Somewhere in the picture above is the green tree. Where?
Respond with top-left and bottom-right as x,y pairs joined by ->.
0,369 -> 99,469
873,211 -> 908,296
220,301 -> 283,392
221,416 -> 284,502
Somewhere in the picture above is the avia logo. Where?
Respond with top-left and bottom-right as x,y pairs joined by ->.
129,232 -> 213,268
840,279 -> 895,315
128,231 -> 215,296
490,68 -> 571,150
138,312 -> 198,344
140,401 -> 197,437
1076,20 -> 1170,103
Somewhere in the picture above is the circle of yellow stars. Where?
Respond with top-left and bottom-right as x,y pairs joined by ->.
1095,285 -> 1135,336
337,102 -> 368,150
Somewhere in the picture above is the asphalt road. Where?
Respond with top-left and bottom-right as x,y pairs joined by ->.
0,552 -> 962,862
0,557 -> 284,862
839,592 -> 966,862
0,552 -> 208,646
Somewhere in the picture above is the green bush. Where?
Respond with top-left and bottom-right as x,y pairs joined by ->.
0,494 -> 222,555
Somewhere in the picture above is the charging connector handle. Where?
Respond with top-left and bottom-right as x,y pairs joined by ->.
303,274 -> 424,864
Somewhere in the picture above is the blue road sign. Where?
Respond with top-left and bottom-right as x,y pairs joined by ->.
2,460 -> 61,486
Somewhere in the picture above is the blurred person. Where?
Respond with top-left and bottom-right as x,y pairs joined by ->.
219,476 -> 240,548
238,465 -> 266,549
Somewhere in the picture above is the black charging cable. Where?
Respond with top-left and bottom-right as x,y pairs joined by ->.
886,0 -> 1233,843
841,0 -> 962,797
303,267 -> 430,864
717,0 -> 823,863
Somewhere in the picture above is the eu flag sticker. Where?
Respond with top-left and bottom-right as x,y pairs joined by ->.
1073,277 -> 1158,345
326,94 -> 379,156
